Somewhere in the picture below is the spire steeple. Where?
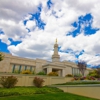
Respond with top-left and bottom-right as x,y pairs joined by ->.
56,38 -> 57,44
52,39 -> 60,62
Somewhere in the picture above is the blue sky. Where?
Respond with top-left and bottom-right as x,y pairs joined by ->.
0,0 -> 100,68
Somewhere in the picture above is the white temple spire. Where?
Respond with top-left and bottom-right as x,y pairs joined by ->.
52,39 -> 60,62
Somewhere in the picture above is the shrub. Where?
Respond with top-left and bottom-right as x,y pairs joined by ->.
88,70 -> 100,78
37,71 -> 46,75
80,77 -> 86,80
0,76 -> 18,88
89,73 -> 98,77
74,74 -> 82,77
32,71 -> 35,74
65,74 -> 73,77
72,76 -> 96,81
14,70 -> 19,74
48,72 -> 58,76
33,77 -> 44,88
74,77 -> 79,80
98,78 -> 100,80
86,76 -> 96,80
21,70 -> 32,74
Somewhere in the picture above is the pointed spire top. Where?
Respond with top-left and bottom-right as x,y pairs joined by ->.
55,38 -> 57,44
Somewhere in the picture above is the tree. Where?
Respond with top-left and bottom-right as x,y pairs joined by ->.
77,61 -> 87,76
96,68 -> 100,78
95,65 -> 100,78
0,52 -> 4,61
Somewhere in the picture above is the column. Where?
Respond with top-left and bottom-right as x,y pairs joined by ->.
62,69 -> 65,77
12,64 -> 16,73
30,66 -> 32,72
25,65 -> 27,70
18,65 -> 22,73
47,67 -> 52,74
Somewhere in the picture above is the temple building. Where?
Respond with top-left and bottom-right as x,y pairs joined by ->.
0,40 -> 89,76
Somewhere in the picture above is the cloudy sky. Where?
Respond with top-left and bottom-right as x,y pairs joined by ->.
0,0 -> 100,68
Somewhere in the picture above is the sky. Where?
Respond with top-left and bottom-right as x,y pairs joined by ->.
0,0 -> 100,68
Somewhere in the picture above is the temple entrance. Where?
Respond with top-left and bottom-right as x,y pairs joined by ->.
52,68 -> 62,76
43,67 -> 64,76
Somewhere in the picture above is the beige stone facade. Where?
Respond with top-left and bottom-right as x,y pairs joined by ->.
0,41 -> 90,76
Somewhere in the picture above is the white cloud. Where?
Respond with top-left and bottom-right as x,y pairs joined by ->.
0,19 -> 28,41
0,0 -> 100,67
79,53 -> 100,66
60,52 -> 77,61
26,20 -> 36,31
0,34 -> 11,45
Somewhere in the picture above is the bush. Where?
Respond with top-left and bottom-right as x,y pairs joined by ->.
48,72 -> 58,76
14,70 -> 19,74
21,70 -> 32,74
0,76 -> 18,88
80,77 -> 86,80
74,77 -> 79,80
98,78 -> 100,80
37,71 -> 46,75
89,73 -> 98,77
88,70 -> 100,78
86,76 -> 96,80
32,71 -> 35,74
71,76 -> 96,81
65,74 -> 73,77
33,77 -> 44,88
74,74 -> 82,77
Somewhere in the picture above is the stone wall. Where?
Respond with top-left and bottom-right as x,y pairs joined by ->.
0,73 -> 72,86
56,85 -> 100,99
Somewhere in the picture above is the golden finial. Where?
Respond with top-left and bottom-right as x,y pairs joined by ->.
56,38 -> 57,44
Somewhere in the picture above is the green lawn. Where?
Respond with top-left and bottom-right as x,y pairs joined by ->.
0,93 -> 98,100
0,87 -> 98,100
0,87 -> 63,97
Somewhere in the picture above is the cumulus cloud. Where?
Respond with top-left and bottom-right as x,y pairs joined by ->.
26,20 -> 36,31
0,34 -> 11,45
0,19 -> 28,41
0,0 -> 100,67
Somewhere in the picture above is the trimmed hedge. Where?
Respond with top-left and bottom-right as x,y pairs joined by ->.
56,81 -> 100,85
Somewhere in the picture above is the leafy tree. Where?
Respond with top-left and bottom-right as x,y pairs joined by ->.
0,52 -> 4,61
77,61 -> 87,76
97,68 -> 100,76
96,65 -> 100,78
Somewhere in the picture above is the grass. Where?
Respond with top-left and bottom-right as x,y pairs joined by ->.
0,86 -> 63,97
0,92 -> 98,100
0,86 -> 98,100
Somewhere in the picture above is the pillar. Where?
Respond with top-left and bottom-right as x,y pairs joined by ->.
62,69 -> 65,77
47,67 -> 52,74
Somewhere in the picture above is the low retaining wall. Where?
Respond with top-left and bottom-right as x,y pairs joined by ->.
0,73 -> 72,86
0,73 -> 100,99
54,85 -> 100,99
